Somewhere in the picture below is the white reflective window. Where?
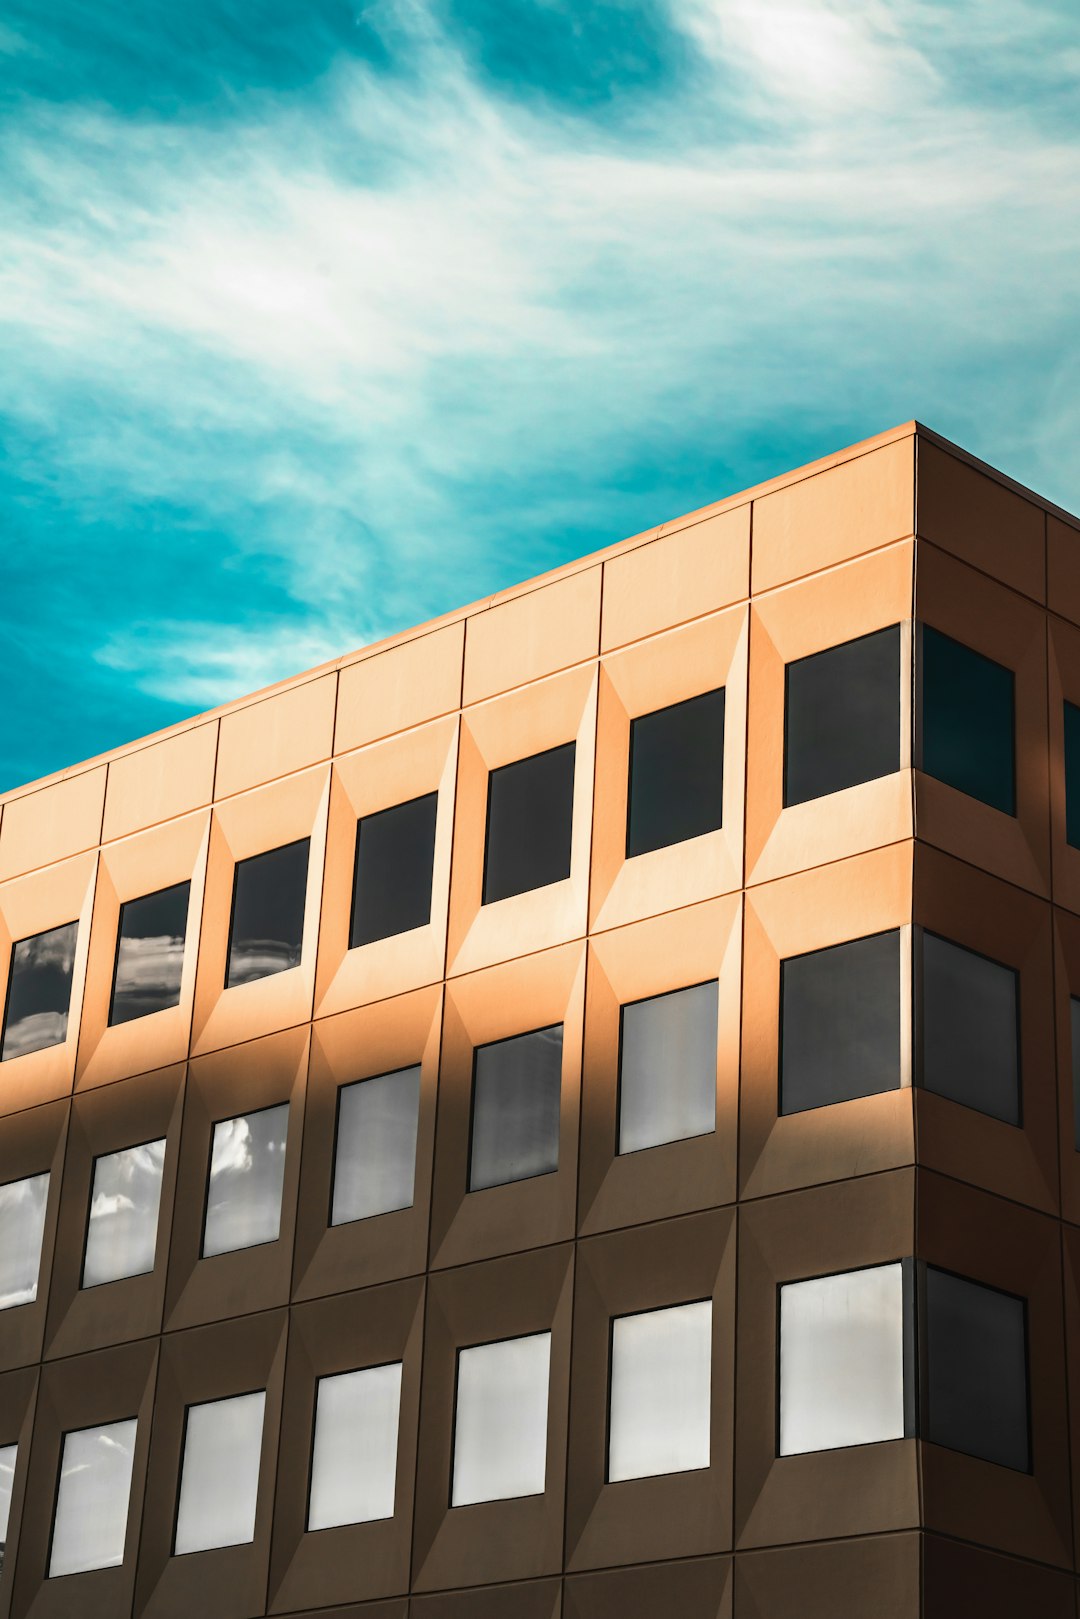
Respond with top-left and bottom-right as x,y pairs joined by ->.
332,1068 -> 420,1226
174,1391 -> 265,1555
0,1173 -> 49,1311
49,1418 -> 137,1577
0,1443 -> 17,1571
608,1300 -> 711,1482
451,1333 -> 550,1507
202,1105 -> 288,1259
618,981 -> 718,1154
82,1139 -> 166,1288
779,1263 -> 906,1456
308,1363 -> 402,1530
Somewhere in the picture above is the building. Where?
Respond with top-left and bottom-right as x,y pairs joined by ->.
0,420 -> 1078,1619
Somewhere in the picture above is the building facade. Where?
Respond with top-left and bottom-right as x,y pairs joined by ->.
0,421 -> 1079,1617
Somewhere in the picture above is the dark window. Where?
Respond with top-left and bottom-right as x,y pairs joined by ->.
469,1025 -> 562,1191
1072,997 -> 1080,1154
626,688 -> 725,858
618,980 -> 718,1153
351,793 -> 438,949
923,1267 -> 1029,1471
483,744 -> 575,905
1065,701 -> 1080,848
109,881 -> 190,1025
225,838 -> 309,988
780,931 -> 902,1115
918,932 -> 1020,1125
784,626 -> 901,808
1,921 -> 78,1062
918,625 -> 1015,815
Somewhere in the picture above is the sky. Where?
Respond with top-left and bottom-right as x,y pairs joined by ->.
1,0 -> 1078,793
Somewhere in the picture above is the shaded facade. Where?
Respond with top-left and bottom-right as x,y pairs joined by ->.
0,421 -> 1079,1615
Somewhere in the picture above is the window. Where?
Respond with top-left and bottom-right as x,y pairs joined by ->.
174,1391 -> 265,1555
109,882 -> 189,1026
48,1419 -> 137,1577
626,689 -> 725,858
780,931 -> 902,1115
779,1264 -> 908,1456
618,981 -> 717,1154
351,794 -> 438,948
1072,996 -> 1080,1154
201,1104 -> 289,1259
225,839 -> 309,988
1065,701 -> 1080,849
307,1363 -> 402,1530
483,743 -> 575,905
451,1333 -> 550,1506
784,626 -> 901,808
918,932 -> 1020,1125
923,1267 -> 1029,1471
1,921 -> 78,1061
918,625 -> 1015,815
0,1172 -> 49,1310
331,1066 -> 420,1226
469,1025 -> 562,1192
0,1444 -> 17,1572
82,1139 -> 166,1288
608,1300 -> 711,1482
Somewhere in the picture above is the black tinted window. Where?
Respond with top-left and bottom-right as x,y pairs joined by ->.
784,626 -> 901,808
483,744 -> 575,905
919,932 -> 1020,1125
109,882 -> 190,1026
780,931 -> 902,1114
1065,701 -> 1080,849
918,625 -> 1015,815
626,688 -> 725,859
226,839 -> 309,988
469,1025 -> 562,1191
351,793 -> 438,949
924,1267 -> 1029,1472
1,922 -> 78,1061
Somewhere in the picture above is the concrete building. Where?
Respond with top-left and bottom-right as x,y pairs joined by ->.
0,420 -> 1079,1618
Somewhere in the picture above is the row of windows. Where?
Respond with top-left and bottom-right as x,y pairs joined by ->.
7,620 -> 1067,1065
0,1259 -> 1028,1580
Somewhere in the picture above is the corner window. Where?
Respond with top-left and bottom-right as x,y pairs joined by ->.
469,1025 -> 562,1192
918,932 -> 1020,1125
918,625 -> 1015,815
331,1066 -> 421,1226
923,1267 -> 1029,1471
0,1444 -> 16,1572
225,839 -> 309,988
109,882 -> 190,1025
451,1332 -> 551,1506
618,981 -> 718,1154
48,1419 -> 137,1577
780,931 -> 902,1115
483,743 -> 575,905
608,1300 -> 711,1482
174,1391 -> 265,1554
626,688 -> 725,858
307,1363 -> 402,1530
351,793 -> 438,948
784,626 -> 901,808
779,1264 -> 908,1456
1065,700 -> 1080,849
201,1103 -> 289,1258
82,1139 -> 167,1288
1,921 -> 78,1061
0,1172 -> 49,1310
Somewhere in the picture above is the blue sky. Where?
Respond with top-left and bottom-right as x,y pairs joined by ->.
2,0 -> 1078,792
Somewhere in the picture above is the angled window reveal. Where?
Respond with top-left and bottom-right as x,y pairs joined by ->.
331,1066 -> 421,1226
201,1103 -> 289,1259
918,931 -> 1020,1126
82,1139 -> 167,1288
451,1332 -> 551,1507
351,793 -> 438,949
780,931 -> 902,1115
923,1267 -> 1029,1472
483,743 -> 576,905
626,688 -> 725,858
49,1419 -> 137,1577
1,921 -> 78,1062
618,980 -> 718,1154
608,1300 -> 712,1482
225,839 -> 310,988
307,1363 -> 402,1530
918,625 -> 1015,815
174,1391 -> 266,1555
784,626 -> 902,808
0,1172 -> 49,1311
109,881 -> 190,1026
469,1025 -> 562,1192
